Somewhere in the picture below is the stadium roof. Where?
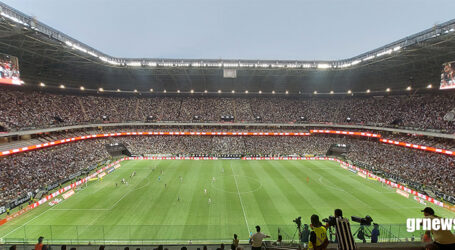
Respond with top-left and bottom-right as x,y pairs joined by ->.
1,2 -> 455,94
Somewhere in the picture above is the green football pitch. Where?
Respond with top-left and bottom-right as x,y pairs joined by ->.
0,159 -> 453,244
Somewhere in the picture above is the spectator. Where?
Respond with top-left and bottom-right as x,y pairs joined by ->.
232,234 -> 239,249
35,236 -> 44,250
250,225 -> 270,250
422,207 -> 455,249
332,209 -> 356,250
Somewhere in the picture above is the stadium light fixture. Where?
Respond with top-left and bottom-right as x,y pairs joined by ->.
204,90 -> 208,93
190,89 -> 194,93
163,90 -> 167,93
99,88 -> 104,92
406,86 -> 411,91
117,89 -> 121,92
177,90 -> 180,93
313,90 -> 317,94
285,90 -> 289,94
363,55 -> 375,61
317,63 -> 331,69
134,89 -> 138,93
231,90 -> 235,93
59,84 -> 65,89
393,46 -> 401,52
386,88 -> 391,92
330,90 -> 334,94
427,84 -> 432,89
150,89 -> 154,92
39,82 -> 45,87
80,86 -> 85,91
245,90 -> 248,94
127,61 -> 141,67
218,90 -> 222,93
258,90 -> 262,94
347,90 -> 352,94
272,90 -> 276,94
366,89 -> 371,93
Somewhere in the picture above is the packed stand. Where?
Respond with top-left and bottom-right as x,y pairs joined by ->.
0,140 -> 109,207
1,88 -> 455,132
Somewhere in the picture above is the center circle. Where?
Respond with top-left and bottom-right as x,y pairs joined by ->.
211,175 -> 262,194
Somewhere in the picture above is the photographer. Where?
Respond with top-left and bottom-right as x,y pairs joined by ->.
365,224 -> 380,243
300,224 -> 310,247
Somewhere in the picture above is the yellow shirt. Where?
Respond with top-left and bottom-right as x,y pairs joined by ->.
308,226 -> 327,249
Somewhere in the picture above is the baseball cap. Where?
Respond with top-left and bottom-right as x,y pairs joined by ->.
421,207 -> 435,215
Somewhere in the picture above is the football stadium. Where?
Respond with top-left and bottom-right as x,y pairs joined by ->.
0,1 -> 455,250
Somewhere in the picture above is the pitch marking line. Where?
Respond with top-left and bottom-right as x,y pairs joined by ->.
0,196 -> 71,239
230,163 -> 251,234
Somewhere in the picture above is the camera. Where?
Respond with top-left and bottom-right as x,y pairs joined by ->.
293,216 -> 302,228
351,215 -> 373,226
322,216 -> 337,227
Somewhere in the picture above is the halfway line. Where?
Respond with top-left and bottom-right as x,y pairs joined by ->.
230,162 -> 250,234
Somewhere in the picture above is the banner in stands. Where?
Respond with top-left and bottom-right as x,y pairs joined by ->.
0,53 -> 23,85
396,189 -> 410,198
1,131 -> 454,158
440,61 -> 455,89
62,190 -> 75,200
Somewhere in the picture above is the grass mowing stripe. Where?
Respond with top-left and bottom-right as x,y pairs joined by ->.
230,161 -> 251,234
239,161 -> 286,235
1,159 -> 454,243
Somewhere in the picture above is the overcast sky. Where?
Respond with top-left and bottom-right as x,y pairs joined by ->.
3,0 -> 455,60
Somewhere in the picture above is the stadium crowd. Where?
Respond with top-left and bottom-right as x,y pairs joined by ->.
1,88 -> 454,132
0,140 -> 109,207
1,133 -> 454,207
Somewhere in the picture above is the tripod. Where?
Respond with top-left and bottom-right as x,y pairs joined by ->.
353,225 -> 371,243
290,225 -> 301,244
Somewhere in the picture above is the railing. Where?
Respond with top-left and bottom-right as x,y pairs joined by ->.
0,224 -> 422,245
